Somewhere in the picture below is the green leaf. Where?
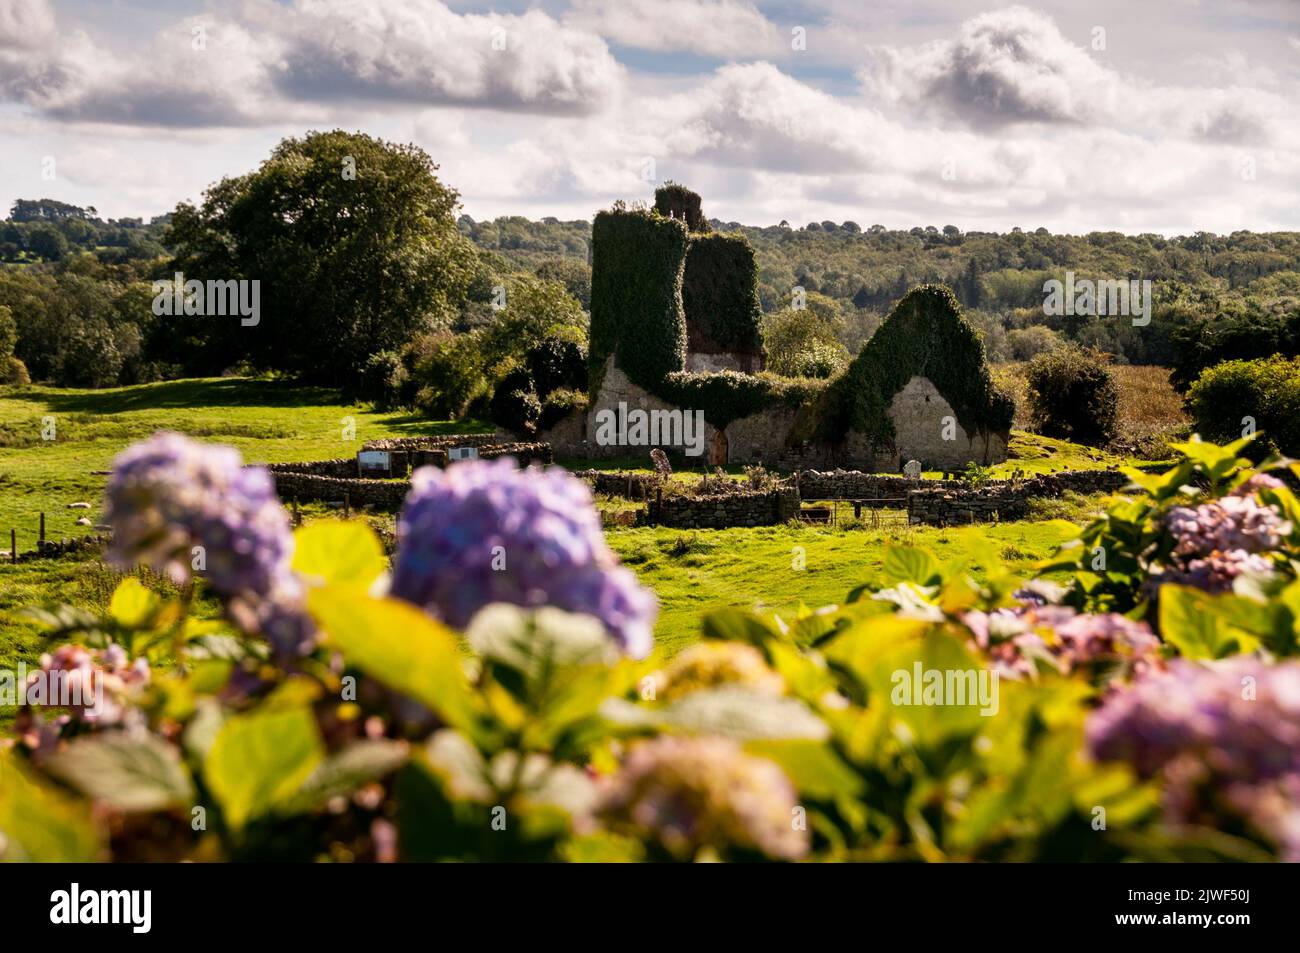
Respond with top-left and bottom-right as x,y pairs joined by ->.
1159,585 -> 1259,659
44,732 -> 195,813
1121,462 -> 1193,500
601,686 -> 830,741
292,520 -> 388,588
745,739 -> 864,800
283,740 -> 410,813
0,751 -> 102,861
467,603 -> 613,680
700,607 -> 788,645
865,630 -> 993,744
204,705 -> 324,832
881,545 -> 943,587
108,577 -> 161,629
308,586 -> 482,737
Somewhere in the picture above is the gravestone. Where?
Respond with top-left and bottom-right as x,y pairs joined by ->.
903,459 -> 923,480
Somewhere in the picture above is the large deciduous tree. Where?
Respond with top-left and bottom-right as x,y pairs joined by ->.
166,130 -> 477,383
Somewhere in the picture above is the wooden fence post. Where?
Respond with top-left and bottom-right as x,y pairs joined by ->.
10,529 -> 15,564
39,512 -> 45,544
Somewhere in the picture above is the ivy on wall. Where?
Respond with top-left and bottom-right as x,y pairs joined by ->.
588,207 -> 690,396
682,233 -> 764,356
823,284 -> 1015,446
658,370 -> 826,430
653,182 -> 710,234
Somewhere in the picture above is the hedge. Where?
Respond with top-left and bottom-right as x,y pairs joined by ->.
658,370 -> 826,430
589,207 -> 689,395
824,284 -> 1014,446
1187,354 -> 1300,456
682,232 -> 764,357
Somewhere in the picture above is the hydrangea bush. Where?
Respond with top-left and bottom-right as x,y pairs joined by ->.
3,432 -> 1300,862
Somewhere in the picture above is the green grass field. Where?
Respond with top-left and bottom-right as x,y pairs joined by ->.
0,377 -> 1116,721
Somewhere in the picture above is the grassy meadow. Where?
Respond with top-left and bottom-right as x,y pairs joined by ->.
0,371 -> 1174,719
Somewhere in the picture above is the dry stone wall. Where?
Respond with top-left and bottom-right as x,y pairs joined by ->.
268,472 -> 411,509
266,459 -> 357,478
642,488 -> 800,528
906,469 -> 1131,525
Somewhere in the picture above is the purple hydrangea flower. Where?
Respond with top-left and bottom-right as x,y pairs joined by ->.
104,432 -> 313,655
963,602 -> 1160,680
597,735 -> 808,861
1088,659 -> 1300,858
391,458 -> 657,658
1158,494 -> 1290,593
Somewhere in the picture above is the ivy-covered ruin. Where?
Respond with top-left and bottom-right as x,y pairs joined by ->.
581,186 -> 1012,470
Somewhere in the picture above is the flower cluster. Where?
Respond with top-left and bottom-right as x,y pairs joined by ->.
597,736 -> 808,861
16,644 -> 151,751
391,459 -> 657,658
104,432 -> 313,655
963,602 -> 1160,680
1159,493 -> 1290,593
653,642 -> 785,702
1087,659 -> 1300,858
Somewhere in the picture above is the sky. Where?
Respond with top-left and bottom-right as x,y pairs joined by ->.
1,0 -> 1298,234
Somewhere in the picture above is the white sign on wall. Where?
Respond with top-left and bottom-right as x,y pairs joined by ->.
448,446 -> 479,461
358,450 -> 391,473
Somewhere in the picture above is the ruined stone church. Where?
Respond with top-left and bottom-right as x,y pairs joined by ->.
572,185 -> 1013,471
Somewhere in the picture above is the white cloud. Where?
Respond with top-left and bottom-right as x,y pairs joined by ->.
2,1 -> 1299,234
2,0 -> 623,127
860,5 -> 1289,146
566,0 -> 780,58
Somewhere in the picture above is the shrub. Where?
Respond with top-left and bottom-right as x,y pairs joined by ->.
589,208 -> 689,393
1024,345 -> 1119,446
762,293 -> 847,376
407,331 -> 485,419
539,387 -> 588,431
527,337 -> 587,398
357,349 -> 408,409
786,341 -> 849,379
1006,326 -> 1062,361
1187,355 -> 1300,456
490,368 -> 541,434
3,355 -> 29,385
0,304 -> 14,364
659,370 -> 827,430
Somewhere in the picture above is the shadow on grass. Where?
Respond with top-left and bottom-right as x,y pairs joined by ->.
39,378 -> 344,414
32,377 -> 496,440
